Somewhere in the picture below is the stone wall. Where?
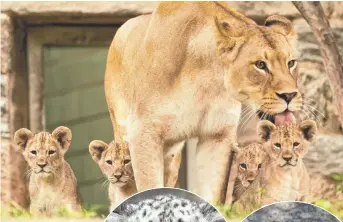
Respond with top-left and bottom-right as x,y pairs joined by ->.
1,13 -> 13,206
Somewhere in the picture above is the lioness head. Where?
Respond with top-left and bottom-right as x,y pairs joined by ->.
257,120 -> 317,168
89,140 -> 133,187
14,126 -> 72,179
215,11 -> 301,124
233,143 -> 266,187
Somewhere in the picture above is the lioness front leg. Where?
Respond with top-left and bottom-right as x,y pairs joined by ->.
129,129 -> 164,191
196,135 -> 233,203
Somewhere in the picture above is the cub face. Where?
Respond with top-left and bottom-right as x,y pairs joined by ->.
257,120 -> 317,169
14,126 -> 72,179
233,143 -> 266,188
89,140 -> 133,187
215,14 -> 302,118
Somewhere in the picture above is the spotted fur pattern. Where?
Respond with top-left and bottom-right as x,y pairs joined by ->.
105,194 -> 225,222
232,143 -> 266,207
14,127 -> 81,216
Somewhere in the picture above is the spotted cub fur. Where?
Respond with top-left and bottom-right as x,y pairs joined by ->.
89,140 -> 137,210
257,120 -> 317,203
232,143 -> 266,209
14,126 -> 81,216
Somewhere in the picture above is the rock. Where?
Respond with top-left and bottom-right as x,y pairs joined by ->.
294,18 -> 343,132
243,202 -> 339,222
304,133 -> 343,176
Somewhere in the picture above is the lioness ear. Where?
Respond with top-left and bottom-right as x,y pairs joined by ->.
14,128 -> 34,151
264,15 -> 296,43
257,120 -> 276,142
89,140 -> 108,163
298,120 -> 317,143
214,16 -> 248,63
52,126 -> 72,152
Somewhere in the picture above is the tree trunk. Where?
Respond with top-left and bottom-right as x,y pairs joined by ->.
293,1 -> 343,129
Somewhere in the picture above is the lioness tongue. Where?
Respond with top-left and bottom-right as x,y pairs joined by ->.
275,111 -> 296,125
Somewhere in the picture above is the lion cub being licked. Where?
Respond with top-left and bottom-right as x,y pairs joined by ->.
231,143 -> 266,210
14,126 -> 81,216
89,140 -> 137,210
257,120 -> 317,203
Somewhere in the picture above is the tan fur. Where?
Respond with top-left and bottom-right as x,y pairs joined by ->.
105,2 -> 303,202
257,120 -> 317,203
89,140 -> 184,210
89,140 -> 137,210
14,127 -> 81,216
232,143 -> 266,205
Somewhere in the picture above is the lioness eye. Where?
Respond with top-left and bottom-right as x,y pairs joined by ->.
258,164 -> 262,169
48,150 -> 55,155
255,60 -> 267,70
106,160 -> 112,165
293,142 -> 300,148
240,163 -> 247,169
30,150 -> 37,155
288,60 -> 296,69
274,143 -> 281,149
124,159 -> 131,165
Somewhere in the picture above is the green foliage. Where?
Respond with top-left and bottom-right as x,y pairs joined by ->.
313,200 -> 343,220
1,201 -> 107,219
214,204 -> 254,220
332,174 -> 343,192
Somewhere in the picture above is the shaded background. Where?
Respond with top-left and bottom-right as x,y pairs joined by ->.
1,1 -> 342,215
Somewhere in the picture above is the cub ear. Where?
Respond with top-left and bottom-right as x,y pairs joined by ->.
264,15 -> 296,43
298,120 -> 317,143
52,126 -> 72,153
231,143 -> 241,154
14,128 -> 34,151
257,120 -> 276,142
89,140 -> 108,163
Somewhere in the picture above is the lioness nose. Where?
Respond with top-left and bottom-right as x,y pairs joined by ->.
247,179 -> 254,184
276,92 -> 297,104
37,163 -> 47,168
283,156 -> 292,162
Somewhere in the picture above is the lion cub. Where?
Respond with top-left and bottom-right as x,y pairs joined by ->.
14,126 -> 81,216
257,120 -> 317,203
89,140 -> 137,210
232,143 -> 266,209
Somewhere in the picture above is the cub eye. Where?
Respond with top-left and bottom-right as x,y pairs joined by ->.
240,163 -> 247,169
274,143 -> 281,149
293,142 -> 300,148
255,60 -> 267,70
124,159 -> 131,165
30,150 -> 37,155
258,164 -> 262,169
288,60 -> 296,69
48,150 -> 56,155
106,160 -> 113,165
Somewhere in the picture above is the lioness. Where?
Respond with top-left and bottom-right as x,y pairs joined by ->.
14,126 -> 81,216
257,120 -> 317,203
105,2 -> 302,202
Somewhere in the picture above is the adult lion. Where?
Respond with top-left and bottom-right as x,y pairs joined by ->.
104,2 -> 302,203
